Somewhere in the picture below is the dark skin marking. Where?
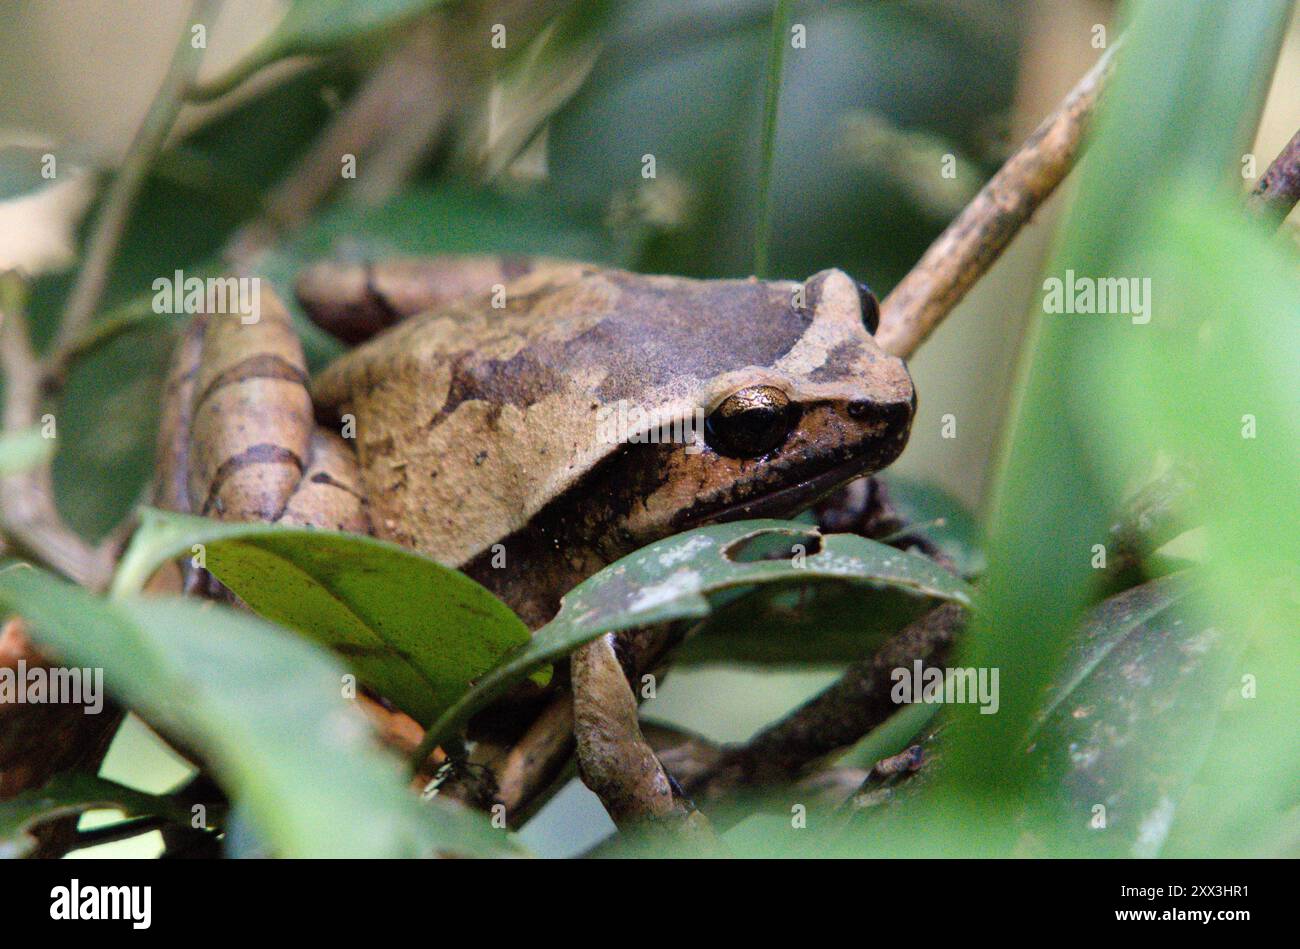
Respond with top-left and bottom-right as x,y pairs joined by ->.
426,276 -> 812,423
308,470 -> 366,501
499,256 -> 535,282
200,443 -> 305,516
193,353 -> 309,411
429,348 -> 568,427
807,340 -> 867,383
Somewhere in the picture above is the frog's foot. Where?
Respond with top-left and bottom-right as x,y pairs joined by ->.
294,255 -> 569,345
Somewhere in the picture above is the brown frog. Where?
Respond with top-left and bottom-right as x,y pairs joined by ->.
161,256 -> 915,822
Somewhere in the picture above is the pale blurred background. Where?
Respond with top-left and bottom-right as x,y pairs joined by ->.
4,0 -> 1295,509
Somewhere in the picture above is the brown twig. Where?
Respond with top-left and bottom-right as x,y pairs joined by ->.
51,0 -> 218,359
875,39 -> 1123,358
1246,127 -> 1300,228
679,603 -> 966,801
0,280 -> 113,590
463,623 -> 679,824
222,19 -> 459,270
1107,462 -> 1198,577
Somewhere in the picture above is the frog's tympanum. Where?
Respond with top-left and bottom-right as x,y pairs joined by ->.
162,256 -> 915,823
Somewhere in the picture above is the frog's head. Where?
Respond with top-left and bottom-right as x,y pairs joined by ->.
610,268 -> 915,539
309,263 -> 913,621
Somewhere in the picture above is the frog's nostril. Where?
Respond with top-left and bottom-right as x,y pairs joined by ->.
847,399 -> 873,419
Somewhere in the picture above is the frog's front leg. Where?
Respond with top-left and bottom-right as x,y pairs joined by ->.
571,633 -> 704,829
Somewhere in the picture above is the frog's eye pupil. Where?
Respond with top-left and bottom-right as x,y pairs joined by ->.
705,386 -> 793,458
856,281 -> 880,335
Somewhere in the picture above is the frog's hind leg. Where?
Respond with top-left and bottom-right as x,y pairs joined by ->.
157,287 -> 369,535
294,254 -> 574,345
278,429 -> 369,533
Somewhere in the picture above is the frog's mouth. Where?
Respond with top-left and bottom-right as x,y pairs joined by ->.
673,451 -> 887,530
720,455 -> 873,522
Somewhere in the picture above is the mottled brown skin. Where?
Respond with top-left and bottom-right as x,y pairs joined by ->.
308,263 -> 915,627
175,257 -> 914,826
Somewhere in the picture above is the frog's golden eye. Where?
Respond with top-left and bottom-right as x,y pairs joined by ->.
705,386 -> 794,458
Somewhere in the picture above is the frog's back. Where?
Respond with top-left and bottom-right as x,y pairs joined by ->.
311,264 -> 813,567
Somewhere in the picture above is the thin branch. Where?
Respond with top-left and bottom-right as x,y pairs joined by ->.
0,278 -> 113,589
68,815 -> 170,851
680,603 -> 966,801
875,38 -> 1123,358
50,0 -> 218,359
1246,126 -> 1300,228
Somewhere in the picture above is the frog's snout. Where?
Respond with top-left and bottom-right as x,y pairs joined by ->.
831,361 -> 916,471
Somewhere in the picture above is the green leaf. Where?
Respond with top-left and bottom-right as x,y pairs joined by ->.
675,580 -> 936,666
114,508 -> 535,727
0,428 -> 54,477
50,326 -> 177,540
189,0 -> 452,102
1020,574 -> 1240,857
940,0 -> 1291,818
418,519 -> 972,760
474,1 -> 615,181
0,774 -> 191,860
1014,0 -> 1296,857
1083,194 -> 1300,856
0,564 -> 519,858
